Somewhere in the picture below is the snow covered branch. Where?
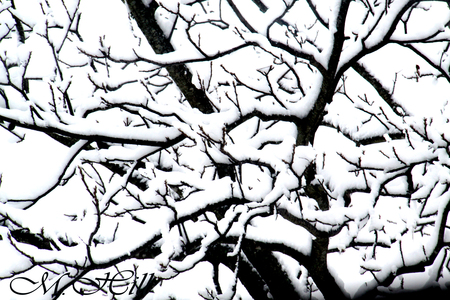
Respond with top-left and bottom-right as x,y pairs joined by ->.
1,0 -> 450,299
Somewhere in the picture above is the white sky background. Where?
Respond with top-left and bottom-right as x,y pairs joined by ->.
0,0 -> 450,299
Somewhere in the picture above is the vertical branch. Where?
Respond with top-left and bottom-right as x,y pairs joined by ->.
11,0 -> 28,94
212,260 -> 222,295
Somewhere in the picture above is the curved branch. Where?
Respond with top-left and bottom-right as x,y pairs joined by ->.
399,42 -> 450,84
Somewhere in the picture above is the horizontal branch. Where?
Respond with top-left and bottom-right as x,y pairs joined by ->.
0,107 -> 186,146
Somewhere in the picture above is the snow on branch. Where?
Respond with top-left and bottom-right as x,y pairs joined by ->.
1,0 -> 450,299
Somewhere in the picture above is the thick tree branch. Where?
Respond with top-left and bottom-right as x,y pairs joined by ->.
125,0 -> 214,114
352,62 -> 407,117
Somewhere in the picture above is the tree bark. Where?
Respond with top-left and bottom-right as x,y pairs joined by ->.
125,0 -> 214,114
241,240 -> 302,300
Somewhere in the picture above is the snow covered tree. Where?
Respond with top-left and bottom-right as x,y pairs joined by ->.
1,0 -> 450,299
